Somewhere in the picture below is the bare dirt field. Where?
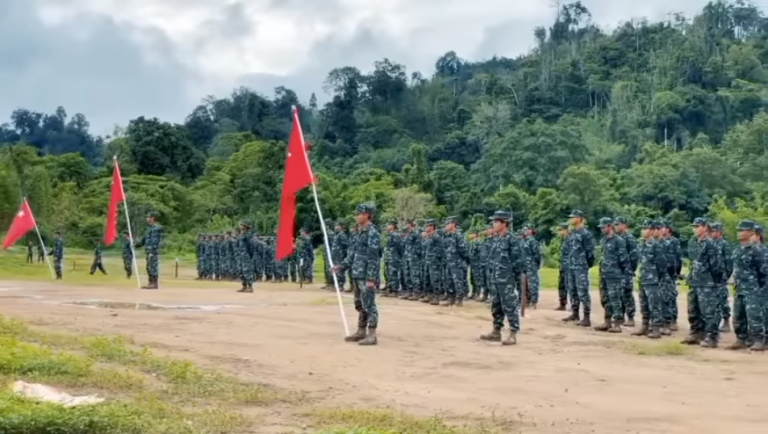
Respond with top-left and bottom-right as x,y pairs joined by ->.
0,278 -> 766,434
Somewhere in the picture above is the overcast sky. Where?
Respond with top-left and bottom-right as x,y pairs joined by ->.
0,0 -> 756,134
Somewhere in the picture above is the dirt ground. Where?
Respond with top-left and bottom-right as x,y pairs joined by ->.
0,279 -> 766,434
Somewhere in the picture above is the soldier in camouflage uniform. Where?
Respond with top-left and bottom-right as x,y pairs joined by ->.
479,211 -> 524,345
562,210 -> 596,326
253,234 -> 266,281
402,220 -> 422,300
89,242 -> 108,275
236,220 -> 256,293
195,234 -> 204,279
660,221 -> 682,330
615,217 -> 638,326
441,216 -> 469,306
554,223 -> 570,310
481,224 -> 495,304
594,218 -> 628,333
335,204 -> 382,346
50,231 -> 64,280
421,219 -> 444,305
522,224 -> 541,309
347,225 -> 359,290
134,211 -> 163,290
727,220 -> 767,351
711,223 -> 733,333
298,228 -> 314,283
331,221 -> 349,291
122,231 -> 134,279
321,219 -> 334,289
383,220 -> 404,297
682,218 -> 726,348
263,237 -> 275,281
631,220 -> 668,338
468,230 -> 484,300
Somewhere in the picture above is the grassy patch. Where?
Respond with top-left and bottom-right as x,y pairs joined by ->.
311,408 -> 515,434
621,340 -> 692,356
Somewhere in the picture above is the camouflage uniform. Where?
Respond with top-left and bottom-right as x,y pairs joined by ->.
322,219 -> 334,287
236,220 -> 256,292
338,204 -> 381,346
563,210 -> 596,324
89,244 -> 108,275
480,211 -> 524,345
298,231 -> 314,283
421,220 -> 444,305
595,218 -> 628,332
615,217 -> 638,323
122,233 -> 134,278
556,225 -> 570,310
468,232 -> 485,299
729,220 -> 767,351
26,242 -> 33,263
331,223 -> 349,289
712,223 -> 733,331
523,225 -> 542,306
633,220 -> 668,338
384,221 -> 404,296
50,235 -> 64,279
683,218 -> 726,347
195,234 -> 204,279
134,211 -> 163,289
402,223 -> 422,300
441,216 -> 469,305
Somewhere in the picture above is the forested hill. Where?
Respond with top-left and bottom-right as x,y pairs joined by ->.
2,0 -> 768,252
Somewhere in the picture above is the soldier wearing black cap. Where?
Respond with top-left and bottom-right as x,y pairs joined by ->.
383,219 -> 404,297
711,222 -> 733,333
726,220 -> 767,351
134,211 -> 163,289
632,220 -> 668,338
334,203 -> 382,345
479,210 -> 524,345
614,217 -> 638,326
562,210 -> 597,326
681,217 -> 726,347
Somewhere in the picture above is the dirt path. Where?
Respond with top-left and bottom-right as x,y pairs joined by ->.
0,280 -> 765,434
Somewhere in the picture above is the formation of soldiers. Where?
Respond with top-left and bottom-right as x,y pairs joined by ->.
194,227 -> 315,289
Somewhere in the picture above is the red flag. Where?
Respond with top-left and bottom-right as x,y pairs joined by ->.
276,108 -> 314,260
105,159 -> 126,246
2,199 -> 37,250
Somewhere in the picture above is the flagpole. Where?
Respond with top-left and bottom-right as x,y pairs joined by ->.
114,157 -> 142,289
26,198 -> 55,280
292,106 -> 349,337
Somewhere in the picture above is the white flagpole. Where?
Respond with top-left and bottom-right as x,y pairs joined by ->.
114,157 -> 142,289
292,106 -> 349,336
26,198 -> 55,279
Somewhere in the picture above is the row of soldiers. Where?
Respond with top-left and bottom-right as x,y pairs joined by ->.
194,229 -> 314,290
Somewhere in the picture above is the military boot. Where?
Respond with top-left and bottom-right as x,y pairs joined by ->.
749,340 -> 766,352
555,304 -> 566,311
399,292 -> 411,299
420,294 -> 430,303
502,330 -> 517,346
440,298 -> 454,307
480,328 -> 502,342
726,339 -> 748,350
439,294 -> 448,301
455,298 -> 463,307
429,295 -> 440,306
608,319 -> 622,333
593,321 -> 611,332
720,319 -> 732,333
700,336 -> 718,348
344,327 -> 366,342
659,325 -> 672,336
479,293 -> 488,302
578,317 -> 591,327
669,321 -> 678,332
624,317 -> 635,327
237,284 -> 248,293
631,322 -> 649,336
243,285 -> 254,293
646,326 -> 661,339
358,329 -> 377,346
681,333 -> 704,345
407,292 -> 420,301
562,312 -> 579,322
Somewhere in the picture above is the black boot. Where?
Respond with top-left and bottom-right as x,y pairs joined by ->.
344,327 -> 366,342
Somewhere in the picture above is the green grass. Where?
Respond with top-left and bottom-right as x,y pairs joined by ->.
311,408 -> 516,434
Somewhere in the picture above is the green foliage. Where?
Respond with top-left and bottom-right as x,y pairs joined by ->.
4,1 -> 768,248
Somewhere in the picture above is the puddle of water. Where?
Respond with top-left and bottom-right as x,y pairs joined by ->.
60,300 -> 244,312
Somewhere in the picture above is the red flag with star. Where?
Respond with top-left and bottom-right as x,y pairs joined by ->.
276,107 -> 314,260
105,159 -> 126,246
2,199 -> 37,250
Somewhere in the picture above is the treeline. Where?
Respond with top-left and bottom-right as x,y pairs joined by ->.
2,0 -> 768,253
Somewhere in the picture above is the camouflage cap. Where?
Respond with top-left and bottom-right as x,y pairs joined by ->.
650,219 -> 662,229
755,224 -> 765,235
569,210 -> 584,218
240,219 -> 253,228
598,217 -> 614,228
737,220 -> 757,231
387,219 -> 398,226
425,218 -> 437,227
642,219 -> 654,229
614,216 -> 628,225
146,210 -> 160,218
491,210 -> 512,222
711,222 -> 724,231
355,203 -> 376,215
557,222 -> 569,229
444,216 -> 459,224
691,217 -> 709,227
335,219 -> 346,227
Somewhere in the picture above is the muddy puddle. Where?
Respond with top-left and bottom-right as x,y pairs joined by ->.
61,300 -> 243,311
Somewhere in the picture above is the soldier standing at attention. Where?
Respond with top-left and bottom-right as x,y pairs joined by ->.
522,224 -> 542,309
89,242 -> 108,275
594,218 -> 628,333
335,204 -> 381,346
402,220 -> 422,300
727,220 -> 767,351
614,217 -> 638,326
298,228 -> 314,284
562,210 -> 596,326
682,218 -> 725,348
331,221 -> 349,291
555,223 -> 570,311
26,241 -> 33,263
631,220 -> 667,338
134,211 -> 163,290
322,219 -> 335,289
711,223 -> 733,333
421,219 -> 444,306
659,220 -> 682,331
122,231 -> 133,279
468,230 -> 484,300
441,216 -> 469,306
194,234 -> 203,280
236,219 -> 256,293
480,211 -> 524,345
383,220 -> 403,297
51,231 -> 64,280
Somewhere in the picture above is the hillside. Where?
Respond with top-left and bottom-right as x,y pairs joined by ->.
2,0 -> 768,251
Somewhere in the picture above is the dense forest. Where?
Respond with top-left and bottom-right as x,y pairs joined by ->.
2,0 -> 768,255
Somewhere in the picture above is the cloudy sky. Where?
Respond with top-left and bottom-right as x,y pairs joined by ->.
0,0 -> 754,134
